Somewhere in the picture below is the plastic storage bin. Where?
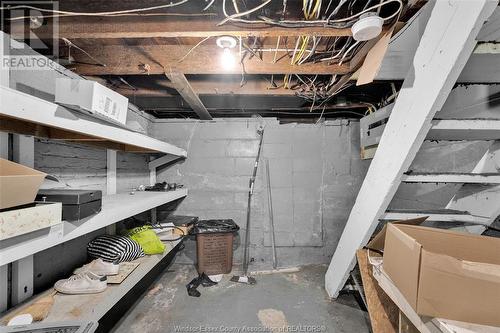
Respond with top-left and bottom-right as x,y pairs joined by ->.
191,219 -> 239,275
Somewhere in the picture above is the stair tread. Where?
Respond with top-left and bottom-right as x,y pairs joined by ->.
386,208 -> 470,215
401,172 -> 500,183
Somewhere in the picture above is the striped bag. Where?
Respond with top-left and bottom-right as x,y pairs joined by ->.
87,235 -> 145,263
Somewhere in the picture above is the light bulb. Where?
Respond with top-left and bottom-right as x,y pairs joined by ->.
221,48 -> 235,70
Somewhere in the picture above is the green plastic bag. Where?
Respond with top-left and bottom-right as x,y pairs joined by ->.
126,225 -> 165,255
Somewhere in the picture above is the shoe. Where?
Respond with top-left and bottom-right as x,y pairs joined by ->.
199,273 -> 217,287
186,277 -> 202,297
54,272 -> 107,294
74,259 -> 119,276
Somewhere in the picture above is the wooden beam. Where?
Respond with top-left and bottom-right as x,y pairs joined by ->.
324,0 -> 497,299
65,45 -> 351,75
10,17 -> 354,39
105,76 -> 297,96
164,71 -> 212,120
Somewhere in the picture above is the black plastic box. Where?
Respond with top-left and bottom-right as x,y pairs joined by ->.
36,189 -> 102,221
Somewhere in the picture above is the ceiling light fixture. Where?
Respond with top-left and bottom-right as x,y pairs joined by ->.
351,13 -> 383,41
216,36 -> 237,70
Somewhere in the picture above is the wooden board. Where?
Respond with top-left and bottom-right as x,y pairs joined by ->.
45,240 -> 180,322
357,249 -> 399,333
107,262 -> 140,284
400,311 -> 420,333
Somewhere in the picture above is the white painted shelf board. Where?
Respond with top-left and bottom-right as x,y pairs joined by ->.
0,190 -> 188,266
0,86 -> 187,156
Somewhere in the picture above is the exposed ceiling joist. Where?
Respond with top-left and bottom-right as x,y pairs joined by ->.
12,18 -> 355,39
66,45 -> 351,75
164,71 -> 212,120
105,76 -> 296,97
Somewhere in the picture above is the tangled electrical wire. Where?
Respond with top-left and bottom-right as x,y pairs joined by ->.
1,0 -> 403,113
220,0 -> 403,105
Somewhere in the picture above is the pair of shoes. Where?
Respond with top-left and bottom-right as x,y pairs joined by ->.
186,272 -> 218,297
54,259 -> 119,295
54,272 -> 107,294
74,259 -> 120,276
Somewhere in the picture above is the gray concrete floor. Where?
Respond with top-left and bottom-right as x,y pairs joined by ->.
111,264 -> 370,333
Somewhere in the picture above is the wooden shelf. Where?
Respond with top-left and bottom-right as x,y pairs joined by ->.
0,190 -> 188,266
0,86 -> 187,155
46,239 -> 182,322
1,239 -> 182,323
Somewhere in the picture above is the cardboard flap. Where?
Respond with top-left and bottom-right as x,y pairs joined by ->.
0,158 -> 46,176
383,224 -> 422,309
356,27 -> 395,86
394,224 -> 500,265
0,158 -> 47,209
366,217 -> 428,252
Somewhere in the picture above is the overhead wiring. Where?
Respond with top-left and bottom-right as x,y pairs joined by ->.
177,36 -> 212,63
259,0 -> 402,28
219,0 -> 272,26
0,0 -> 189,17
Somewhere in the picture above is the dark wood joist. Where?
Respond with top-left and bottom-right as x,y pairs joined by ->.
164,71 -> 212,120
67,45 -> 351,75
95,75 -> 297,96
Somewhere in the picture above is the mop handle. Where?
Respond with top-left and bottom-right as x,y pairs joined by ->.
242,127 -> 264,275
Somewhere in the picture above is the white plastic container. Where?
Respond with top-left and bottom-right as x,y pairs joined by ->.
351,13 -> 384,41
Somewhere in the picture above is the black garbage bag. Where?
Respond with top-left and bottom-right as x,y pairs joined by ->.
190,219 -> 239,235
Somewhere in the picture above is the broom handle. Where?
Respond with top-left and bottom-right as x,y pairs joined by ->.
243,128 -> 264,275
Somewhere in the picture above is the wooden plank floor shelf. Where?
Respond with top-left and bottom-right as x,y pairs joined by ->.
1,239 -> 182,323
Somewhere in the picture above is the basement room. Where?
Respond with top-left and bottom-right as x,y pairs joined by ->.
1,0 -> 500,332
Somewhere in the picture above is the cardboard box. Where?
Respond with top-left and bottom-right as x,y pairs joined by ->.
0,158 -> 46,210
371,221 -> 500,327
55,78 -> 129,125
0,202 -> 62,240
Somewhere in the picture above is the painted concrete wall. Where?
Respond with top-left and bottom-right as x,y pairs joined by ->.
152,118 -> 369,269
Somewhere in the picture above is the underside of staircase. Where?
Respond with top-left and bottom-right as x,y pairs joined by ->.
325,0 -> 500,298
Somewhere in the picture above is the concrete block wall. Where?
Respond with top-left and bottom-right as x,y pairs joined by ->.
152,118 -> 369,269
32,140 -> 152,289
